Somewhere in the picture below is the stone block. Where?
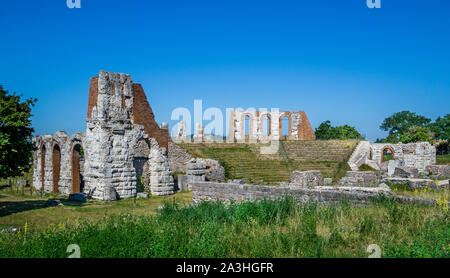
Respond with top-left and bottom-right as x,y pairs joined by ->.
323,178 -> 333,185
393,167 -> 419,178
69,193 -> 88,202
425,165 -> 450,179
290,170 -> 323,187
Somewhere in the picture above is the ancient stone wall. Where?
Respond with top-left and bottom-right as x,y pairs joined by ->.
87,77 -> 169,150
33,71 -> 175,200
371,142 -> 435,173
348,141 -> 436,174
191,182 -> 432,206
32,132 -> 85,195
168,141 -> 193,173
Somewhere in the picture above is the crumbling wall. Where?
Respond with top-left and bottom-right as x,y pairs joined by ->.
348,141 -> 436,174
87,77 -> 169,150
371,142 -> 435,173
33,71 -> 174,201
84,71 -> 146,200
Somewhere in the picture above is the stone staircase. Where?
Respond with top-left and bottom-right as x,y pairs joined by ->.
282,140 -> 359,162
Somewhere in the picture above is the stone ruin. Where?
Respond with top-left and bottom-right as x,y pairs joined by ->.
228,110 -> 315,142
348,141 -> 436,174
172,109 -> 316,143
32,71 -> 175,201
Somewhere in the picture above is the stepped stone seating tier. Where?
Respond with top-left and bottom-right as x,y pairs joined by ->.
175,141 -> 359,184
282,140 -> 358,162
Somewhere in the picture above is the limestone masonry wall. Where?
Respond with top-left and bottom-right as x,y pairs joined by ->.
191,182 -> 432,206
348,141 -> 436,174
33,71 -> 174,201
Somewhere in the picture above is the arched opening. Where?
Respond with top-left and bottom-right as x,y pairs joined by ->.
369,149 -> 373,160
381,146 -> 395,163
52,144 -> 61,193
281,116 -> 290,137
71,144 -> 83,193
244,115 -> 251,139
40,144 -> 46,190
262,115 -> 271,136
133,139 -> 151,192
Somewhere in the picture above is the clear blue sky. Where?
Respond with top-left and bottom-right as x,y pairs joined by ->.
1,0 -> 449,141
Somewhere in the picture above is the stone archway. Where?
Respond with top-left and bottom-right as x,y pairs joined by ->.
52,144 -> 61,193
380,145 -> 395,163
133,138 -> 152,192
40,144 -> 46,190
71,144 -> 82,193
279,113 -> 292,139
260,113 -> 272,137
241,113 -> 254,141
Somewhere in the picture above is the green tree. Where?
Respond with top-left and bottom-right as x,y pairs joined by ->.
315,120 -> 363,140
0,85 -> 37,179
399,126 -> 434,144
380,111 -> 431,143
428,114 -> 450,140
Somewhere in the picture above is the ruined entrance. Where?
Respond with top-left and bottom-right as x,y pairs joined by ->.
52,144 -> 61,193
133,139 -> 151,192
71,144 -> 83,193
279,113 -> 292,140
261,114 -> 271,137
381,146 -> 395,163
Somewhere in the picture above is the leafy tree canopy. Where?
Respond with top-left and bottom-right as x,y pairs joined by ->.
315,120 -> 364,140
380,111 -> 431,143
0,85 -> 37,179
399,126 -> 434,144
429,114 -> 450,140
379,111 -> 449,143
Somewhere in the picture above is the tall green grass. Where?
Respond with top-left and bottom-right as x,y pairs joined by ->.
0,197 -> 448,258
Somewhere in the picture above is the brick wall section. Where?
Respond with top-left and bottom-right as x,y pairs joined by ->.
298,111 -> 315,140
191,182 -> 433,206
86,78 -> 169,150
131,83 -> 169,150
87,77 -> 99,119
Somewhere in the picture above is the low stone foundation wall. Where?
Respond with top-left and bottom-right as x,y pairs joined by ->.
191,182 -> 433,206
339,171 -> 380,187
425,165 -> 450,179
385,177 -> 439,190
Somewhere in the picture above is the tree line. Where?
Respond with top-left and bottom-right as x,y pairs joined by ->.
315,110 -> 449,147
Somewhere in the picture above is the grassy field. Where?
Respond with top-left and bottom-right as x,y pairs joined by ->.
0,186 -> 192,231
0,194 -> 448,258
437,154 -> 450,165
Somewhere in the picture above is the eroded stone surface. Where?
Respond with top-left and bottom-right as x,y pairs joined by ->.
290,170 -> 323,187
425,165 -> 450,179
32,71 -> 174,201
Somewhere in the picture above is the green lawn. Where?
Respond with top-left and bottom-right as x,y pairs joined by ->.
0,195 -> 448,258
437,155 -> 450,165
0,185 -> 192,231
